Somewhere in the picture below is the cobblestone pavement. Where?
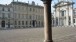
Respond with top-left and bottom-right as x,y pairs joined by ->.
0,27 -> 76,42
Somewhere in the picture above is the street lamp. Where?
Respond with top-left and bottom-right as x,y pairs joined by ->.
41,0 -> 53,42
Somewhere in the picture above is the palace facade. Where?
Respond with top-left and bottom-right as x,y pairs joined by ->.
0,1 -> 44,29
0,4 -> 14,28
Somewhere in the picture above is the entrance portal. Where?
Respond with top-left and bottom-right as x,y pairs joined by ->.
1,21 -> 5,27
32,20 -> 36,27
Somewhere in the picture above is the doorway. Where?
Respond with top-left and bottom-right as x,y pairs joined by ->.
1,21 -> 5,27
32,20 -> 36,27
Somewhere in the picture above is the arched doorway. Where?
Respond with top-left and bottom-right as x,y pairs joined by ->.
1,21 -> 5,27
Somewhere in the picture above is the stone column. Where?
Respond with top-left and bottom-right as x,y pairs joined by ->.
71,3 -> 74,26
66,6 -> 69,26
54,9 -> 56,26
58,8 -> 60,26
41,0 -> 53,42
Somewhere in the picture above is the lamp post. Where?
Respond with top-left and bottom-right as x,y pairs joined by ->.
41,0 -> 53,42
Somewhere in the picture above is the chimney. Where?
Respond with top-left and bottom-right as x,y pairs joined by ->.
32,1 -> 35,5
12,0 -> 14,2
28,1 -> 29,4
17,0 -> 18,2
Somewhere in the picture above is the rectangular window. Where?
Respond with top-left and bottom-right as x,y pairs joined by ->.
30,8 -> 32,11
2,13 -> 5,18
69,17 -> 71,25
73,19 -> 75,23
56,18 -> 58,25
8,13 -> 10,18
22,21 -> 24,25
26,21 -> 28,25
15,21 -> 17,25
61,11 -> 65,16
2,7 -> 4,11
8,8 -> 10,11
18,21 -> 20,25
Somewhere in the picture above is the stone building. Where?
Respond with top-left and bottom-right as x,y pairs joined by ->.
0,1 -> 44,28
52,0 -> 76,27
73,8 -> 76,26
9,1 -> 44,28
0,4 -> 14,29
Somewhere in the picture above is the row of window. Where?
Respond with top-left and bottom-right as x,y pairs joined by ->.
14,5 -> 43,13
0,6 -> 43,14
0,13 -> 43,20
29,8 -> 43,13
1,7 -> 12,12
54,18 -> 76,26
58,10 -> 76,17
14,14 -> 43,20
15,21 -> 42,25
0,13 -> 12,18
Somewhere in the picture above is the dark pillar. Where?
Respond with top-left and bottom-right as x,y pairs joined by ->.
41,0 -> 53,42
